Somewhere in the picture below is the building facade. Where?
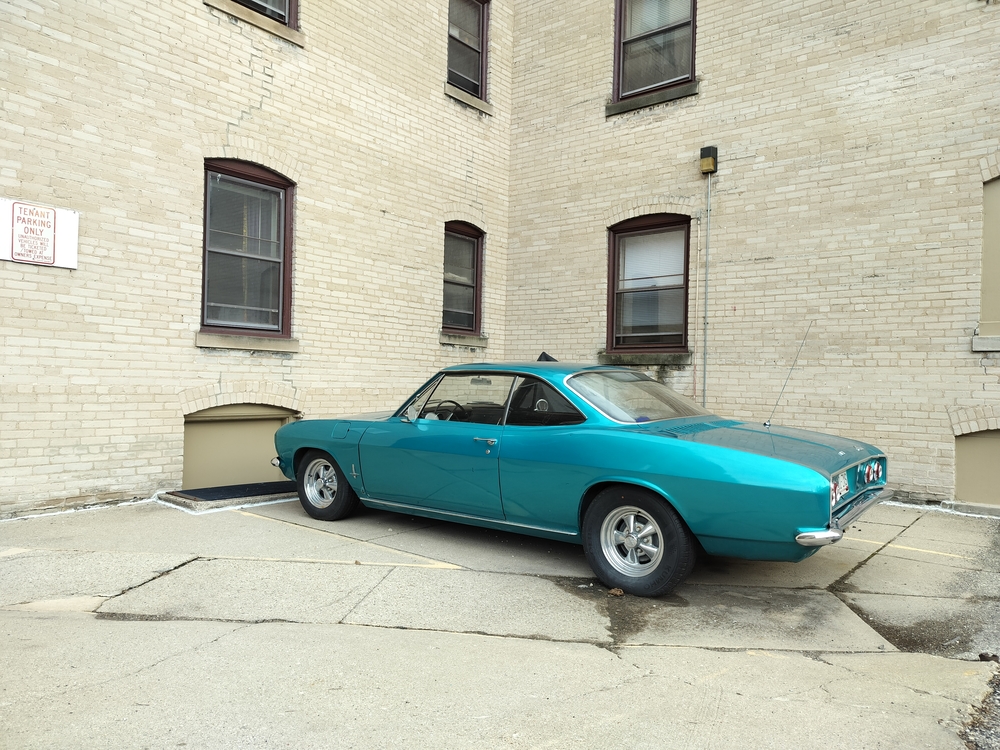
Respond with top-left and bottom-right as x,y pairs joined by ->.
1,0 -> 998,516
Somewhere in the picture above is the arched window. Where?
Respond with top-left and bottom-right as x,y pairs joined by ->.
607,213 -> 691,352
203,159 -> 294,338
443,221 -> 484,335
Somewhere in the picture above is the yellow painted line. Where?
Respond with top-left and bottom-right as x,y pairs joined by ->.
0,548 -> 34,558
234,510 -> 463,569
208,554 -> 461,570
746,650 -> 790,660
847,537 -> 973,560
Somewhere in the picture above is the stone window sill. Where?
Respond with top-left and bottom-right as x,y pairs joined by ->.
444,84 -> 494,116
204,0 -> 305,47
440,330 -> 489,349
972,335 -> 1000,352
598,352 -> 691,367
196,331 -> 300,353
605,80 -> 699,117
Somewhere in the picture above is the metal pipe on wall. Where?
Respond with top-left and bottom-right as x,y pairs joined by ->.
702,170 -> 712,407
699,146 -> 717,407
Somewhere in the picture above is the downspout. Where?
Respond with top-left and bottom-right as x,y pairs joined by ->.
699,146 -> 718,407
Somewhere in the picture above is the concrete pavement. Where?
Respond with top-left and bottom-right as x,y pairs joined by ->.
1,498 -> 998,749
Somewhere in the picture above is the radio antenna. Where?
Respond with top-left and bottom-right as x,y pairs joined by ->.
764,320 -> 814,428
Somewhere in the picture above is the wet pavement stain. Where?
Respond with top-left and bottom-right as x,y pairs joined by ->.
547,575 -> 687,647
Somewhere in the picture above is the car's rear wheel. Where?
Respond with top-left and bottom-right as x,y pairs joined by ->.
582,486 -> 695,597
296,450 -> 360,521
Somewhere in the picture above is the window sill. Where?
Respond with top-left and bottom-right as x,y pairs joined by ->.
196,331 -> 300,353
203,0 -> 305,47
440,330 -> 489,349
605,81 -> 699,117
972,335 -> 1000,352
444,83 -> 494,116
598,351 -> 691,367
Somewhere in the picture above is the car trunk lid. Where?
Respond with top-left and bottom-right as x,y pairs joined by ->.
641,418 -> 883,477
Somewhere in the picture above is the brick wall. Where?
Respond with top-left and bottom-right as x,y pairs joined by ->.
0,0 -> 513,513
2,0 -> 998,513
506,0 -> 1000,502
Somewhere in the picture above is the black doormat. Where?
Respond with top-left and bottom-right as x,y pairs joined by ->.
172,481 -> 296,502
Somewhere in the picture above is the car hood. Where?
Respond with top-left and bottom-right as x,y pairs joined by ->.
642,418 -> 883,477
341,410 -> 396,422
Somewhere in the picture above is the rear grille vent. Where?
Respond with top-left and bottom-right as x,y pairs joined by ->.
660,419 -> 742,436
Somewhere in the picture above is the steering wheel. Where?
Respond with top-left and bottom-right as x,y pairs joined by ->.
435,400 -> 468,421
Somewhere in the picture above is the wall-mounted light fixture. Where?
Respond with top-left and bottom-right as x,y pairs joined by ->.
700,145 -> 718,174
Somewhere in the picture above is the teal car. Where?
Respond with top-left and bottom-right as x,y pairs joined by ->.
272,363 -> 890,596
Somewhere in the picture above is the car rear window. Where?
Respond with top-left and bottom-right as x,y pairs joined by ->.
567,370 -> 710,423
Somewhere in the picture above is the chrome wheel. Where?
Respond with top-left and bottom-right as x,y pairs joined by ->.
302,456 -> 338,509
599,505 -> 663,577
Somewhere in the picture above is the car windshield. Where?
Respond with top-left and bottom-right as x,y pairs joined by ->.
567,370 -> 712,423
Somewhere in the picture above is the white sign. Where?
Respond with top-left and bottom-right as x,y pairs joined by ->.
0,198 -> 79,269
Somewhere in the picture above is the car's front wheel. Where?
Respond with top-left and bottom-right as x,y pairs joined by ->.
582,486 -> 695,597
296,450 -> 360,521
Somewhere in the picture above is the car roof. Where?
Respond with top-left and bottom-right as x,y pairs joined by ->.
441,362 -> 622,378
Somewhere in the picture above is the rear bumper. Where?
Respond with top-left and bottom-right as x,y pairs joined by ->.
795,487 -> 893,547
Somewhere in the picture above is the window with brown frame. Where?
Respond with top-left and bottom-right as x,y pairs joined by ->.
448,0 -> 489,99
607,214 -> 690,352
203,160 -> 294,338
614,0 -> 695,102
230,0 -> 297,27
442,222 -> 483,334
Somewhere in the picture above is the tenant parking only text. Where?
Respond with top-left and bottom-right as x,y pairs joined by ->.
12,202 -> 56,265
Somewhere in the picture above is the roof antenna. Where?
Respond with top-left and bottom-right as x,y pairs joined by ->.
537,352 -> 557,362
764,320 -> 814,428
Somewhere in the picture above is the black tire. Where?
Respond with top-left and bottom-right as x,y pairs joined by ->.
582,486 -> 695,597
295,450 -> 360,521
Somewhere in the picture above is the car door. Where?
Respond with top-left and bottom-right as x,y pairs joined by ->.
359,373 -> 516,519
497,376 -> 590,534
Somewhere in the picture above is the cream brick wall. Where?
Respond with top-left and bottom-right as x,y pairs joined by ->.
0,0 -> 513,514
2,0 -> 998,514
506,0 -> 1000,502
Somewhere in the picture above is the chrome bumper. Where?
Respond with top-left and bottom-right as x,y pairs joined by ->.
796,529 -> 844,547
796,487 -> 893,547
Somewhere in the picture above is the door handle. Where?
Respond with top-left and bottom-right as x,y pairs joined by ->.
473,437 -> 497,446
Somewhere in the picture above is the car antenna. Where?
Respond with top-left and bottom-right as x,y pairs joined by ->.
764,320 -> 814,428
537,352 -> 558,361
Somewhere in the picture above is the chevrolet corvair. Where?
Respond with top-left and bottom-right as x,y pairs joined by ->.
273,363 -> 890,596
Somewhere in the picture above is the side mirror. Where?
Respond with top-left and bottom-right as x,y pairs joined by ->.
402,405 -> 419,423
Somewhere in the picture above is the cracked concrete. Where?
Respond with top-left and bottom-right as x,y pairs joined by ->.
1,498 -> 997,748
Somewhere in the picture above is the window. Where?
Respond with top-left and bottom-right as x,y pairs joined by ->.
419,373 -> 516,425
230,0 -> 297,27
448,0 -> 489,99
607,214 -> 690,352
443,222 -> 483,334
614,0 -> 695,101
203,160 -> 294,337
506,377 -> 586,427
567,370 -> 708,423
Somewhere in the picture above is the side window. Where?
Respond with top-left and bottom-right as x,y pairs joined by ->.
505,377 -> 586,427
203,159 -> 294,337
614,0 -> 694,102
448,0 -> 489,100
231,0 -> 298,28
607,213 -> 690,353
443,221 -> 484,334
420,373 -> 515,425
